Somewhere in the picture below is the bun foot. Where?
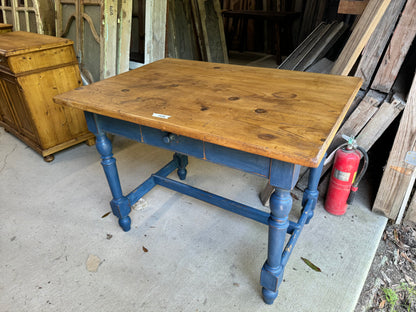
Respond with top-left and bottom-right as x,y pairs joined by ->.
43,154 -> 54,162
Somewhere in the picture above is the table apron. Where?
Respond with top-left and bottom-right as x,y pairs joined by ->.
86,112 -> 301,190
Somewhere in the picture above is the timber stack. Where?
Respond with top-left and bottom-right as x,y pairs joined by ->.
257,0 -> 416,225
312,0 -> 416,224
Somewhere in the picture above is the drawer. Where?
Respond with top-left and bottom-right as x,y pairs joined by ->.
140,125 -> 204,158
205,142 -> 270,177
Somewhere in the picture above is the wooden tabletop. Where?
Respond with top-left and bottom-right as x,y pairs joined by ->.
54,58 -> 362,167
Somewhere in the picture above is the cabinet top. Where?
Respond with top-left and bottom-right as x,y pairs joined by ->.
0,31 -> 74,57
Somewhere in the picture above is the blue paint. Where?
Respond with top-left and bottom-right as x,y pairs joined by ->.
174,153 -> 188,180
261,188 -> 292,304
302,155 -> 325,224
95,131 -> 131,232
141,125 -> 204,158
204,143 -> 270,177
127,157 -> 179,205
153,175 -> 270,225
282,198 -> 314,267
269,160 -> 301,190
96,115 -> 142,142
87,112 -> 323,304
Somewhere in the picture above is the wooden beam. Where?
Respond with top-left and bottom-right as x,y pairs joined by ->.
320,90 -> 385,176
355,0 -> 407,90
145,0 -> 167,64
117,0 -> 132,74
338,0 -> 369,15
373,74 -> 416,219
371,0 -> 416,93
405,180 -> 416,223
195,0 -> 229,63
330,0 -> 391,76
101,0 -> 118,79
356,95 -> 405,151
167,0 -> 202,60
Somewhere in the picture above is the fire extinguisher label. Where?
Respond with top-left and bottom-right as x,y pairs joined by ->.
333,169 -> 351,182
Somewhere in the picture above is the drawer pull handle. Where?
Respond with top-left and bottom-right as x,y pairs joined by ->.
163,133 -> 176,144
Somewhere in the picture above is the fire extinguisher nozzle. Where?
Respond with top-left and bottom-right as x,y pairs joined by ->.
347,190 -> 357,205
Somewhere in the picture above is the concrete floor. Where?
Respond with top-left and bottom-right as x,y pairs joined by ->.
0,126 -> 387,312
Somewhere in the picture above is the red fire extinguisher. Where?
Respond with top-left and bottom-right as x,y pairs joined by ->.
325,136 -> 369,215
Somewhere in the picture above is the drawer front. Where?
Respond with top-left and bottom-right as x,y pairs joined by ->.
205,143 -> 270,177
141,126 -> 204,158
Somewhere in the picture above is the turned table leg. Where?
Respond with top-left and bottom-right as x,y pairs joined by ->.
95,132 -> 131,231
260,187 -> 292,304
302,156 -> 325,224
174,153 -> 188,180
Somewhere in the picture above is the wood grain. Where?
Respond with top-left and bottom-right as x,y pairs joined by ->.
405,181 -> 416,223
371,0 -> 416,93
0,23 -> 12,33
338,0 -> 369,15
330,0 -> 391,76
54,58 -> 361,167
320,90 -> 385,176
144,0 -> 167,64
116,0 -> 132,74
0,31 -> 93,158
194,0 -> 228,63
356,96 -> 405,151
355,0 -> 406,90
373,74 -> 416,219
0,31 -> 73,57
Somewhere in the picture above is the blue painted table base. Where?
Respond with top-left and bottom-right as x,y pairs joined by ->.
87,112 -> 324,305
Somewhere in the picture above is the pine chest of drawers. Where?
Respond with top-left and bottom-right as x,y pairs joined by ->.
0,31 -> 94,161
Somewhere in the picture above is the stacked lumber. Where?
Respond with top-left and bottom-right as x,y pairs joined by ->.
259,0 -> 416,224
167,0 -> 228,63
325,0 -> 416,223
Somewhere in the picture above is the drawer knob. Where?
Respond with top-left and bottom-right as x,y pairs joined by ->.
163,133 -> 176,143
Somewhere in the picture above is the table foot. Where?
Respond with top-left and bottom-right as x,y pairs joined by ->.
262,286 -> 278,305
118,216 -> 131,232
260,187 -> 292,304
174,153 -> 188,180
43,154 -> 54,162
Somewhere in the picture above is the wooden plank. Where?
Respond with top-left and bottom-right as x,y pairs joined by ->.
330,0 -> 391,76
100,0 -> 117,79
195,0 -> 229,63
294,22 -> 346,72
356,95 -> 405,151
371,0 -> 416,93
279,22 -> 329,70
167,0 -> 201,60
305,57 -> 334,74
405,182 -> 416,223
320,90 -> 385,176
117,0 -> 132,74
54,58 -> 362,168
144,0 -> 167,64
338,0 -> 369,15
355,0 -> 407,90
373,74 -> 416,219
295,89 -> 366,191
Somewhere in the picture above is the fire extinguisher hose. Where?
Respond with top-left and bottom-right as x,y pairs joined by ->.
347,146 -> 369,205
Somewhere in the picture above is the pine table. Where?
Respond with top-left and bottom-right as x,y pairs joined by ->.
54,58 -> 361,304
